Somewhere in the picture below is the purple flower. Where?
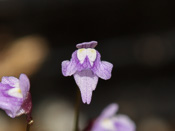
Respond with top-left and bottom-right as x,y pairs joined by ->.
91,103 -> 136,131
62,41 -> 113,104
0,74 -> 32,119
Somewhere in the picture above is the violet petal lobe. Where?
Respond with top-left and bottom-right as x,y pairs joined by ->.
0,83 -> 22,118
1,76 -> 19,87
62,51 -> 78,76
92,52 -> 113,80
100,103 -> 119,119
76,41 -> 98,49
73,70 -> 98,104
114,115 -> 136,131
19,74 -> 30,99
93,61 -> 113,80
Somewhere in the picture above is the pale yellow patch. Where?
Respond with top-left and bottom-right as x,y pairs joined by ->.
101,118 -> 116,131
17,88 -> 22,93
90,49 -> 96,53
86,49 -> 97,66
77,48 -> 87,64
8,87 -> 23,98
78,48 -> 85,53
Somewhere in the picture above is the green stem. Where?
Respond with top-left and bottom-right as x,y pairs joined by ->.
74,87 -> 81,131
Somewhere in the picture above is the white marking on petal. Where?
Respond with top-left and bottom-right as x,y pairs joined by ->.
7,83 -> 23,98
8,88 -> 23,98
100,118 -> 116,131
87,49 -> 97,66
77,48 -> 86,64
77,48 -> 97,66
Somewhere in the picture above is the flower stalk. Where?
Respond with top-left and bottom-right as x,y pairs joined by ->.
74,87 -> 81,131
26,113 -> 33,131
26,119 -> 34,131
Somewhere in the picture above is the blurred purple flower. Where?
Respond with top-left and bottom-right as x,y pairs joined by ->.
62,41 -> 113,104
0,74 -> 32,119
91,103 -> 136,131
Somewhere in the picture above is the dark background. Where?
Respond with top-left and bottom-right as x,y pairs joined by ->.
0,0 -> 175,131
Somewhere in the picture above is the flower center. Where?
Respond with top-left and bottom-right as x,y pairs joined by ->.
7,83 -> 23,98
77,48 -> 97,66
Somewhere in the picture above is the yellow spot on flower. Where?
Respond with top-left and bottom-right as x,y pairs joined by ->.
78,48 -> 85,53
90,49 -> 95,53
17,88 -> 22,93
8,87 -> 23,98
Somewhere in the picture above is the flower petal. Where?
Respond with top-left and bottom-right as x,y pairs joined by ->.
77,48 -> 87,64
0,83 -> 23,118
19,74 -> 30,99
73,70 -> 98,104
100,103 -> 119,119
92,52 -> 113,80
91,104 -> 136,131
97,61 -> 113,80
114,114 -> 136,131
1,76 -> 19,87
7,87 -> 23,98
76,41 -> 98,49
61,51 -> 78,76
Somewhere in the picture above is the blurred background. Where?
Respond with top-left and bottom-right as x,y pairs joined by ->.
0,0 -> 175,131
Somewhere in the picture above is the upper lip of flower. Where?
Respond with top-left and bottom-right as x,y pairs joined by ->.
76,41 -> 98,49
